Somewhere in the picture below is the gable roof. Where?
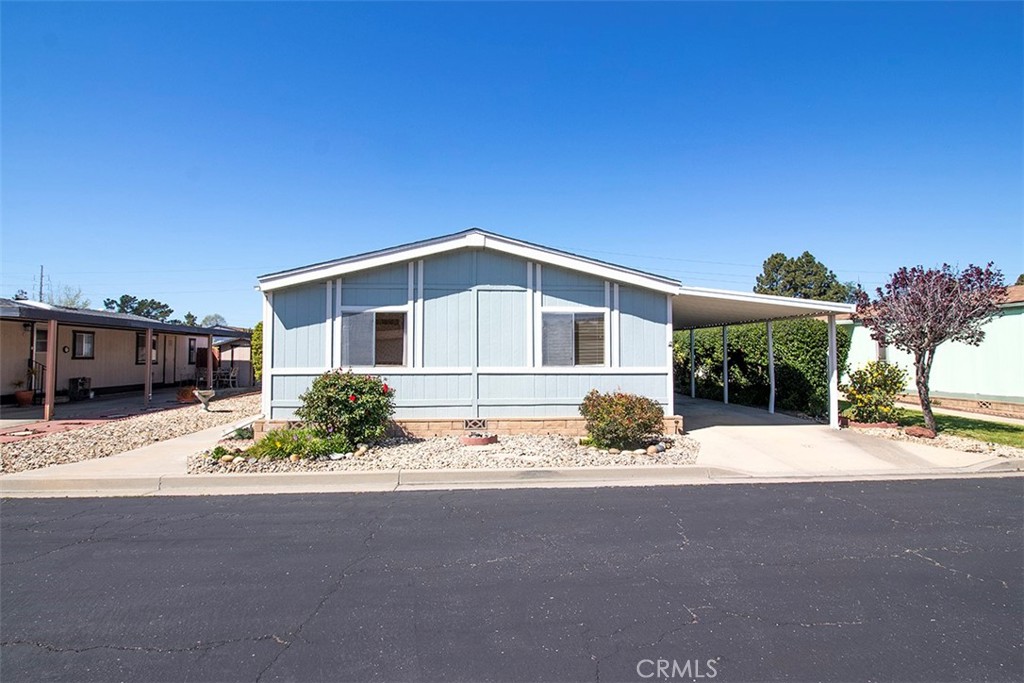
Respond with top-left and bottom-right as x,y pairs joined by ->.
0,298 -> 237,337
257,228 -> 681,294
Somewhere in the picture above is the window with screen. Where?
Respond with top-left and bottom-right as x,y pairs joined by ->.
72,331 -> 95,359
542,313 -> 605,366
342,311 -> 406,366
135,333 -> 158,364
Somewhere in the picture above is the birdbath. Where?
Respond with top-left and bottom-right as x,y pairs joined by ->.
193,389 -> 216,411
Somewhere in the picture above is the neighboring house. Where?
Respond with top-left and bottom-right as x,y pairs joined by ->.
0,299 -> 238,409
213,328 -> 255,388
843,284 -> 1024,414
257,229 -> 854,435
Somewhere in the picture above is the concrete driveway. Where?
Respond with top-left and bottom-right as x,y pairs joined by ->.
676,395 -> 1000,476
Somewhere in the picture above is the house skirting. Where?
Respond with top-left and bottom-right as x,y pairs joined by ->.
254,415 -> 684,441
897,394 -> 1024,420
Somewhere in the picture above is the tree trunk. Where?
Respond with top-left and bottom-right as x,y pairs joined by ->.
914,349 -> 937,432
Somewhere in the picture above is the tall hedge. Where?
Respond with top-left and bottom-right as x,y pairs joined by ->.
251,321 -> 263,383
673,319 -> 850,417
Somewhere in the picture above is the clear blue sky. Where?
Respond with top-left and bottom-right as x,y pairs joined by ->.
3,2 -> 1021,326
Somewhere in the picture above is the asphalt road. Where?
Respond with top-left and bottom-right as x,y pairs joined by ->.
2,479 -> 1021,683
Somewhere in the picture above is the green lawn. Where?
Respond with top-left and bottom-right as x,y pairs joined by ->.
840,400 -> 1024,448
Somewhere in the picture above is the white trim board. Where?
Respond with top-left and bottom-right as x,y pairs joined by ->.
258,229 -> 681,295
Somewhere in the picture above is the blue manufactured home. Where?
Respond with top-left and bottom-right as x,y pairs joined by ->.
257,229 -> 854,430
257,230 -> 678,423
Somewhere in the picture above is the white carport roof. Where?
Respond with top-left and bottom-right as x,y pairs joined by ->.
673,286 -> 854,330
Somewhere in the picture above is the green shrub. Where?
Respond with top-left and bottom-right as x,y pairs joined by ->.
673,319 -> 851,417
295,371 -> 396,444
841,361 -> 908,423
246,427 -> 352,460
251,321 -> 263,382
579,390 -> 664,450
248,428 -> 311,459
227,426 -> 254,440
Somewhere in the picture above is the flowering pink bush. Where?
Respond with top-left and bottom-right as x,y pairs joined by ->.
296,370 -> 396,444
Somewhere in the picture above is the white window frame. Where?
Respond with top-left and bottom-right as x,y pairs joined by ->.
337,305 -> 411,368
539,306 -> 609,368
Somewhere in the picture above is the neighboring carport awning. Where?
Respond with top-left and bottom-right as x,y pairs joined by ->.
672,286 -> 854,330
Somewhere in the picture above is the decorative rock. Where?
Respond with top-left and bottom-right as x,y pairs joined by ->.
608,448 -> 620,455
232,455 -> 246,463
655,442 -> 666,453
633,448 -> 646,455
354,445 -> 369,457
904,426 -> 937,439
219,454 -> 234,463
248,457 -> 258,464
329,452 -> 345,461
289,454 -> 300,462
646,445 -> 659,455
3,392 -> 261,476
185,433 -> 705,475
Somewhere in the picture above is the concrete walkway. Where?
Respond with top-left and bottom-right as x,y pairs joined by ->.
676,395 -> 1004,476
1,397 -> 1020,497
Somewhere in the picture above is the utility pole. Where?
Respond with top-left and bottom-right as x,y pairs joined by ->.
38,265 -> 44,301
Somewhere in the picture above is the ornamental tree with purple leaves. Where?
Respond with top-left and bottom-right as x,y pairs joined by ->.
854,264 -> 1006,432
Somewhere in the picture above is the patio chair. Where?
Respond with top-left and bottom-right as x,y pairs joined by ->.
227,367 -> 239,388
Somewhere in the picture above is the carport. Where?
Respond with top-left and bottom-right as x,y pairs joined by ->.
672,286 -> 855,429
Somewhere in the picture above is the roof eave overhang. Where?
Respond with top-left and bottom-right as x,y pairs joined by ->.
257,230 -> 680,295
673,286 -> 855,330
0,307 -> 233,337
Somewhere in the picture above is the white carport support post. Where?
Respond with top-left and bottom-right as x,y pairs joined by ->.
722,326 -> 729,405
689,329 -> 696,398
206,334 -> 214,389
827,314 -> 839,429
144,328 -> 153,406
42,319 -> 58,421
767,321 -> 775,414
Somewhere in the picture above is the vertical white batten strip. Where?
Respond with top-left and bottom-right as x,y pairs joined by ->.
325,281 -> 333,368
611,284 -> 620,368
407,262 -> 415,367
333,278 -> 342,367
261,292 -> 273,417
665,294 -> 674,414
533,264 -> 543,367
603,281 -> 611,367
525,261 -> 534,367
415,259 -> 424,367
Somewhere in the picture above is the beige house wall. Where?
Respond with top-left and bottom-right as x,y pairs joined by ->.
217,344 -> 253,387
1,321 -> 33,394
1,322 -> 212,399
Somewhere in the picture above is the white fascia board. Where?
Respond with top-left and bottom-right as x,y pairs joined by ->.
258,230 -> 681,295
676,286 -> 856,314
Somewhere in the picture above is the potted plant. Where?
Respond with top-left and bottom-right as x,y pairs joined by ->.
11,379 -> 33,407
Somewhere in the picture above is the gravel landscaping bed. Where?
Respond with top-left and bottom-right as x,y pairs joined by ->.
1,392 -> 261,475
855,427 -> 1024,459
187,434 -> 701,474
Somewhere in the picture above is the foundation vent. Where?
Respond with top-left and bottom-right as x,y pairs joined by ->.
463,418 -> 487,431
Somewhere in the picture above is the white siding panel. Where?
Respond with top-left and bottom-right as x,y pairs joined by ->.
272,285 -> 327,369
341,263 -> 409,307
618,286 -> 669,367
541,265 -> 605,308
477,289 -> 527,367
